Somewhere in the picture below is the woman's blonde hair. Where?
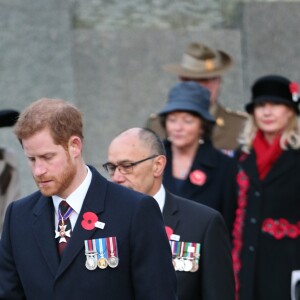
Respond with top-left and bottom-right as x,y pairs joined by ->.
239,112 -> 300,153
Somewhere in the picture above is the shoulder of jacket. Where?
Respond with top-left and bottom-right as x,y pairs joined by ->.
149,113 -> 159,120
223,107 -> 248,118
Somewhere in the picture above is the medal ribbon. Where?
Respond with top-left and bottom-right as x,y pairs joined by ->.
170,241 -> 180,258
106,237 -> 118,259
179,241 -> 184,258
95,238 -> 107,259
58,205 -> 73,223
194,243 -> 201,263
184,242 -> 194,260
84,239 -> 96,254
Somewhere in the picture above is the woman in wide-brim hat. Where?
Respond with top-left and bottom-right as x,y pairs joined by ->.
158,81 -> 237,231
231,74 -> 300,300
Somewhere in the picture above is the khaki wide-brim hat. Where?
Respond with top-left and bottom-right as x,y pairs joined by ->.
163,42 -> 233,79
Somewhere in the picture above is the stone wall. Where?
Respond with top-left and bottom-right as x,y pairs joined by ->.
1,0 -> 300,197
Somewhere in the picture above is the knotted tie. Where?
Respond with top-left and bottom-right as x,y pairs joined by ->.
56,200 -> 73,256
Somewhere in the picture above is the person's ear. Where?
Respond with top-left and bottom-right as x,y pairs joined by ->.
153,155 -> 167,177
68,136 -> 82,158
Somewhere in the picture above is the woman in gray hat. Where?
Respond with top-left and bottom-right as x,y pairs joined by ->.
231,75 -> 300,300
159,81 -> 237,231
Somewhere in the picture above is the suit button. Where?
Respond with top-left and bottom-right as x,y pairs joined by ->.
249,246 -> 255,252
254,191 -> 260,197
250,218 -> 257,224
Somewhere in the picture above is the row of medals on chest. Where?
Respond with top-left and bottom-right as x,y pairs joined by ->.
55,213 -> 118,271
85,250 -> 119,270
173,253 -> 200,272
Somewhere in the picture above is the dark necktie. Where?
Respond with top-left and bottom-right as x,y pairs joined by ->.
56,200 -> 73,256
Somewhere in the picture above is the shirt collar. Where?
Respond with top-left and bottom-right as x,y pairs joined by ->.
53,166 -> 92,214
153,185 -> 166,212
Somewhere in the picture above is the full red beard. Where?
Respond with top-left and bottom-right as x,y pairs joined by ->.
34,155 -> 77,197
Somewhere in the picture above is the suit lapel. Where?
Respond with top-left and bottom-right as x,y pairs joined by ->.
162,191 -> 180,232
56,169 -> 107,279
32,195 -> 60,277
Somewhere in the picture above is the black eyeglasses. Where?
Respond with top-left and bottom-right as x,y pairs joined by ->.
102,155 -> 159,176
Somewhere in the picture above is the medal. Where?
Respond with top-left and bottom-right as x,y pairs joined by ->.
170,240 -> 181,271
96,238 -> 108,269
97,257 -> 108,269
183,242 -> 195,272
55,224 -> 71,243
85,253 -> 98,270
183,259 -> 193,272
55,205 -> 73,243
106,237 -> 119,268
175,242 -> 186,271
190,243 -> 201,272
174,258 -> 185,271
190,260 -> 199,272
84,240 -> 98,270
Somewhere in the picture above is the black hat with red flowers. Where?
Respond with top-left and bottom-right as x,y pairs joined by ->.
245,75 -> 300,114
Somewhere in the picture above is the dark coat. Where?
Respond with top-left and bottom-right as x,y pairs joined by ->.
163,190 -> 235,300
163,140 -> 237,231
0,166 -> 177,300
234,148 -> 300,300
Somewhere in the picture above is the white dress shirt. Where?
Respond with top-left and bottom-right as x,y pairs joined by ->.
153,185 -> 166,213
53,166 -> 92,229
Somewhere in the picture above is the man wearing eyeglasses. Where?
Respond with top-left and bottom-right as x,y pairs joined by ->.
104,127 -> 235,300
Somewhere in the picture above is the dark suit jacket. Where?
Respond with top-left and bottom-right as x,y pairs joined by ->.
163,190 -> 235,300
0,166 -> 177,300
163,140 -> 237,232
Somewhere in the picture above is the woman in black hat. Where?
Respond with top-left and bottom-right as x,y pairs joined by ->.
158,81 -> 237,231
232,75 -> 300,300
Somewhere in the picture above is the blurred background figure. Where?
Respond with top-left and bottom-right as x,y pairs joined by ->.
158,81 -> 237,231
104,127 -> 235,300
231,75 -> 300,300
147,42 -> 247,153
0,109 -> 20,235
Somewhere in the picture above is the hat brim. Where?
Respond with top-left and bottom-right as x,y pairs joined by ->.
245,96 -> 299,114
163,50 -> 233,79
0,110 -> 20,128
159,102 -> 215,123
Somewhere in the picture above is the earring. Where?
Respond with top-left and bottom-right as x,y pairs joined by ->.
198,138 -> 204,144
167,136 -> 172,142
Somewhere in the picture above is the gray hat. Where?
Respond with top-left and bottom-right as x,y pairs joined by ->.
159,81 -> 215,123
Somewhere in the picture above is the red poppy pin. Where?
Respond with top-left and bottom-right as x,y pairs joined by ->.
289,82 -> 299,102
189,170 -> 207,186
81,212 -> 105,230
165,226 -> 174,240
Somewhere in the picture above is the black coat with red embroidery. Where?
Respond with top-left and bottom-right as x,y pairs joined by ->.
233,148 -> 300,300
162,140 -> 237,232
